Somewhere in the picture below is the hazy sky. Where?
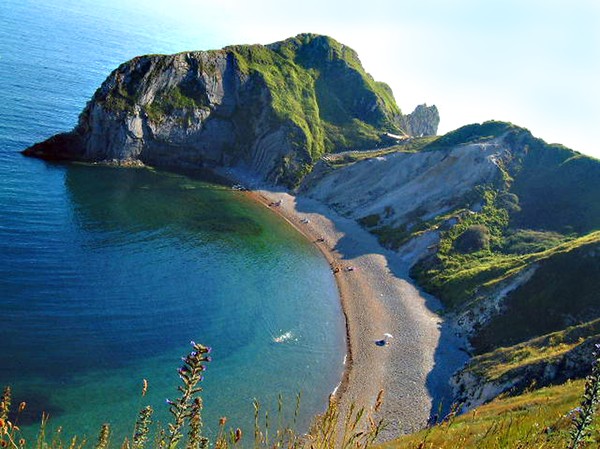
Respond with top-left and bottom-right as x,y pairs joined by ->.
98,0 -> 600,159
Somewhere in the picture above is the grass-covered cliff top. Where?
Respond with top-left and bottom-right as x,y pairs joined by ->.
97,34 -> 404,162
226,34 -> 403,155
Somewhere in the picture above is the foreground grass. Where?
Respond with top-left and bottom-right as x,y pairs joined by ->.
377,379 -> 598,449
1,341 -> 598,449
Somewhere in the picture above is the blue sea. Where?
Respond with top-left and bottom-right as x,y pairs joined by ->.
0,0 -> 345,442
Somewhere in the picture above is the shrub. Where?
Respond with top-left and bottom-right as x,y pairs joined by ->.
501,229 -> 567,255
453,225 -> 491,253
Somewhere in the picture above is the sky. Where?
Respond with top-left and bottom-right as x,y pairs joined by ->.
87,0 -> 600,159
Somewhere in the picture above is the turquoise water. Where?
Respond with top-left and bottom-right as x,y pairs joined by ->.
0,0 -> 345,442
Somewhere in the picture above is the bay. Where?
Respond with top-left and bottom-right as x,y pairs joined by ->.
0,0 -> 345,442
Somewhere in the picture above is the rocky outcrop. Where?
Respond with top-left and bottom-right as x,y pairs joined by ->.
24,50 -> 306,186
454,265 -> 538,340
400,104 -> 439,137
23,34 -> 412,186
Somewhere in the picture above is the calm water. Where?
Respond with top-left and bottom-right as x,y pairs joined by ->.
0,0 -> 345,441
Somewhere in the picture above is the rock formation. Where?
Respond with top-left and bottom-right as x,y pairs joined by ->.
23,34 -> 415,187
400,103 -> 440,137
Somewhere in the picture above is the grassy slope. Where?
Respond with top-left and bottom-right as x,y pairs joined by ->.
377,379 -> 598,449
413,231 -> 600,315
227,34 -> 403,158
511,143 -> 600,234
319,122 -> 600,368
465,319 -> 600,383
471,237 -> 600,353
340,123 -> 600,431
407,124 -> 600,343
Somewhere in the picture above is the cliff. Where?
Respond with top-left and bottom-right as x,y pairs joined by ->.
23,34 -> 417,187
300,121 -> 600,410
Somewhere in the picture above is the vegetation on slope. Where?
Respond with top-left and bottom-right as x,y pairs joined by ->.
464,320 -> 600,388
377,378 -> 599,449
509,139 -> 600,234
308,122 -> 599,417
421,120 -> 519,152
405,124 -> 600,350
229,34 -> 403,157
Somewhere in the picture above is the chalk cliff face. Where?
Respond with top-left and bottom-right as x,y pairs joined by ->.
23,34 -> 409,186
302,137 -> 506,228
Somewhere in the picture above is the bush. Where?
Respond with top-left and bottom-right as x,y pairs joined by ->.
453,225 -> 490,253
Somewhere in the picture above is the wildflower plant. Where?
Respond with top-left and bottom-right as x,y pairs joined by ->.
162,342 -> 211,449
95,424 -> 111,449
306,389 -> 385,449
0,387 -> 10,422
569,343 -> 600,449
0,389 -> 29,449
132,406 -> 153,449
0,340 -> 389,449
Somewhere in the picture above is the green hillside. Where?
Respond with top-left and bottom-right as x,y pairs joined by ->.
410,124 -> 600,344
377,379 -> 599,449
230,33 -> 403,156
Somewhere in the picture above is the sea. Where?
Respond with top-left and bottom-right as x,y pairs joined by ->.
0,0 -> 345,442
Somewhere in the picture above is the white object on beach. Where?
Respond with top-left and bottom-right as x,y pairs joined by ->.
375,333 -> 394,347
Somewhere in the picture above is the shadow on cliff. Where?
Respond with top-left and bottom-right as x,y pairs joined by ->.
291,194 -> 469,421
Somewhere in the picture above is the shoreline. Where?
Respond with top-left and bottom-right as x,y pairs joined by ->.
244,189 -> 356,402
216,166 -> 469,439
240,187 -> 411,437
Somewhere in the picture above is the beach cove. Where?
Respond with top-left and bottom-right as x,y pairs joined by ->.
2,1 -> 467,441
225,168 -> 469,438
0,2 -> 348,439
